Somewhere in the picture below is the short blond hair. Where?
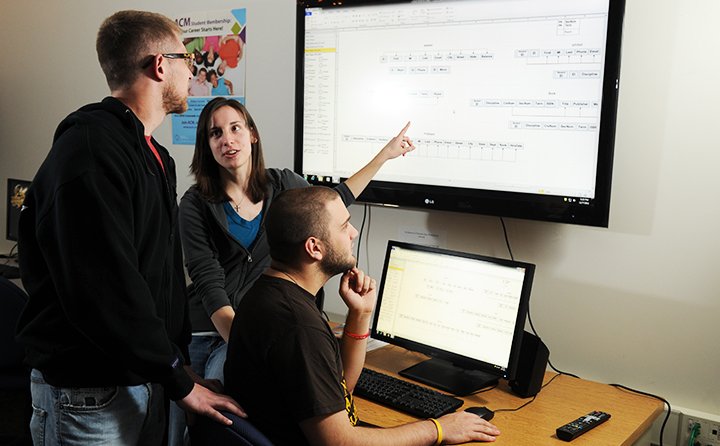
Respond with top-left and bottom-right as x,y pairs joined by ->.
96,10 -> 182,90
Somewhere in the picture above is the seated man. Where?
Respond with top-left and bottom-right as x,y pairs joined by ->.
224,186 -> 500,445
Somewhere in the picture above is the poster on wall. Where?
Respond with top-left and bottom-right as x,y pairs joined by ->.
172,8 -> 247,145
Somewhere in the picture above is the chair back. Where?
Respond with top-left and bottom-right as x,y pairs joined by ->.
189,410 -> 274,446
0,276 -> 27,376
0,276 -> 32,444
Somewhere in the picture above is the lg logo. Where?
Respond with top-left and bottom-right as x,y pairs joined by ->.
424,198 -> 435,205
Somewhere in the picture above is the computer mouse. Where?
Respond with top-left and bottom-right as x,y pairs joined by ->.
464,406 -> 494,421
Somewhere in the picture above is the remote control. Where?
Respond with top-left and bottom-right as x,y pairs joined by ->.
556,411 -> 611,441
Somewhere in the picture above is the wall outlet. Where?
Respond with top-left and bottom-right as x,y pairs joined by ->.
677,412 -> 720,446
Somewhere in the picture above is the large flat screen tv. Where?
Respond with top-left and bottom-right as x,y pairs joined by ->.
295,0 -> 625,227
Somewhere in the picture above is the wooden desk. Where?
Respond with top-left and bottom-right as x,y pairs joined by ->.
357,345 -> 663,445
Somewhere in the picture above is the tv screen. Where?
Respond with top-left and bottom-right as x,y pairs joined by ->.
295,0 -> 625,227
371,241 -> 534,395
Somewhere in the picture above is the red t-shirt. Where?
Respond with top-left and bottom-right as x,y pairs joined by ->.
145,136 -> 165,173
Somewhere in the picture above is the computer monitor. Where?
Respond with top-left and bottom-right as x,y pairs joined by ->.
6,178 -> 31,242
371,240 -> 534,395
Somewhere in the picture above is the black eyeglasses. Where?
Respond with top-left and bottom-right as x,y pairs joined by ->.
141,53 -> 194,70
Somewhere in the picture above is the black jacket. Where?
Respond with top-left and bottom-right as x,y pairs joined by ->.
16,97 -> 193,400
179,169 -> 354,333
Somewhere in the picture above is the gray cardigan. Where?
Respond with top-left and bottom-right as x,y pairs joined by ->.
178,168 -> 354,332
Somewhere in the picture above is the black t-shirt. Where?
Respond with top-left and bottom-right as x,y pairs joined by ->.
225,275 -> 357,445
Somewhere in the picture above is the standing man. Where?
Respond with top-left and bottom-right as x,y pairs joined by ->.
224,186 -> 501,445
16,10 -> 244,445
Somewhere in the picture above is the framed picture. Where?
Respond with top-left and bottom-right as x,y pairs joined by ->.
6,178 -> 31,241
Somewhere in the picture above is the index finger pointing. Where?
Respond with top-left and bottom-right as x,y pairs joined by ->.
396,121 -> 411,138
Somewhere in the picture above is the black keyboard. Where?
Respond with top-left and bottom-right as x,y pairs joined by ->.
354,368 -> 463,419
0,263 -> 20,279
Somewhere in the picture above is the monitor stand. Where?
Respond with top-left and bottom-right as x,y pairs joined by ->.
399,358 -> 499,396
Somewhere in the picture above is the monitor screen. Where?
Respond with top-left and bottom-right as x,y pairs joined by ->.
295,0 -> 625,226
6,179 -> 31,242
371,240 -> 534,395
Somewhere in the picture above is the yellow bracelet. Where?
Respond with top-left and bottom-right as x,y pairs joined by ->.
429,418 -> 443,446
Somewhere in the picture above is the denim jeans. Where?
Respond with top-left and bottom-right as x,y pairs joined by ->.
167,335 -> 227,446
29,369 -> 165,446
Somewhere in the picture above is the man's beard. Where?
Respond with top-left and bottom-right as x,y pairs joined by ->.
162,83 -> 188,115
319,242 -> 356,277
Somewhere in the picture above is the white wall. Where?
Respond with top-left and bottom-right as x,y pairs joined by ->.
1,0 -> 718,430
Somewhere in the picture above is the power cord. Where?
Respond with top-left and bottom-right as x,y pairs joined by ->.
1,243 -> 19,262
355,204 -> 369,267
366,206 -> 372,276
493,373 -> 562,413
467,382 -> 499,395
499,217 -> 514,261
497,216 -> 669,445
688,422 -> 700,446
609,383 -> 671,446
499,217 -> 578,378
526,299 -> 579,379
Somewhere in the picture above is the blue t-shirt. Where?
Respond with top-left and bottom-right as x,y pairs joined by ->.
212,78 -> 231,96
223,202 -> 262,248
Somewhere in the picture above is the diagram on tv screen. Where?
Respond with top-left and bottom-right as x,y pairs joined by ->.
302,0 -> 610,199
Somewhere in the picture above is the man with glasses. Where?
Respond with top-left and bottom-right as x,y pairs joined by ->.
16,10 -> 244,445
